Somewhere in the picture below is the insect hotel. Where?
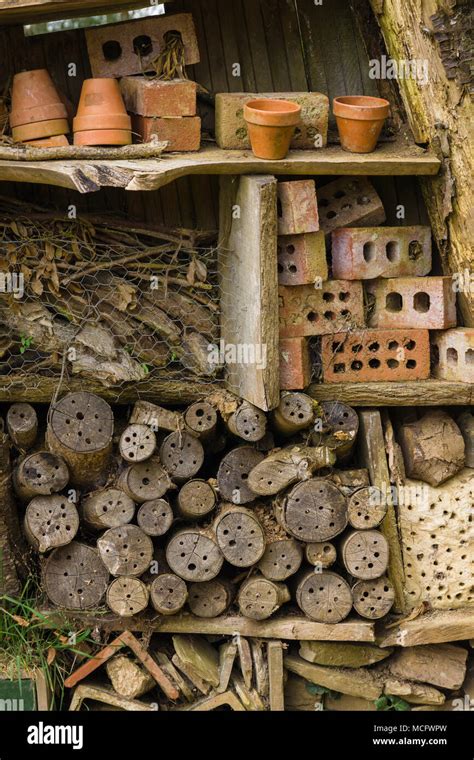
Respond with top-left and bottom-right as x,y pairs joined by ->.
0,0 -> 472,715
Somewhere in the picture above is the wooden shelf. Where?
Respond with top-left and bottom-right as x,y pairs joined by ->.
309,380 -> 473,407
0,0 -> 173,24
0,141 -> 440,194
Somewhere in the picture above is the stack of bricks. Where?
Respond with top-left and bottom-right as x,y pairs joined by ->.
277,177 -> 462,388
120,76 -> 201,152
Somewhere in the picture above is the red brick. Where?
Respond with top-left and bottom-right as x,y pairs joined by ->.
277,180 -> 319,235
85,14 -> 200,78
120,77 -> 197,117
318,177 -> 385,236
366,276 -> 457,329
431,328 -> 474,383
280,337 -> 312,390
133,114 -> 201,152
321,329 -> 430,383
332,226 -> 432,280
278,231 -> 328,286
279,281 -> 364,338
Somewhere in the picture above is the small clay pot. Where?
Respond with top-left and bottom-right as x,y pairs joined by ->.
10,69 -> 68,128
333,95 -> 390,154
25,135 -> 70,147
12,118 -> 70,143
244,99 -> 301,160
74,129 -> 132,146
73,78 -> 131,145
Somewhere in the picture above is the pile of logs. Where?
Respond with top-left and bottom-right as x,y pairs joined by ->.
7,389 -> 397,625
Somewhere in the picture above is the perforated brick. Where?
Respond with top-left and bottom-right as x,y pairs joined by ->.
332,226 -> 432,280
279,337 -> 312,390
279,281 -> 364,338
321,329 -> 430,382
132,115 -> 201,152
277,181 -> 319,235
120,77 -> 197,117
317,177 -> 385,236
431,328 -> 474,383
366,276 -> 457,330
215,92 -> 329,150
278,231 -> 328,286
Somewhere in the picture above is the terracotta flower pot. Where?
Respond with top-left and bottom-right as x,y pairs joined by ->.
333,96 -> 390,154
243,99 -> 301,160
73,78 -> 131,145
12,118 -> 70,143
10,69 -> 68,128
25,135 -> 70,148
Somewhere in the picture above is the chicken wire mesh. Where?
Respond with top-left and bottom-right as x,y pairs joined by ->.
0,195 -> 227,398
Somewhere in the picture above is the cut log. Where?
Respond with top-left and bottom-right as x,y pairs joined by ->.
340,529 -> 389,580
187,579 -> 234,618
166,528 -> 223,582
97,525 -> 153,577
119,424 -> 156,463
248,445 -> 336,496
213,505 -> 266,567
284,654 -> 383,700
258,538 -> 303,582
150,573 -> 188,616
46,392 -> 114,487
299,640 -> 392,669
81,488 -> 135,531
43,542 -> 109,610
398,411 -> 465,486
217,641 -> 238,693
267,640 -> 285,711
250,639 -> 269,697
226,401 -> 267,442
295,570 -> 353,624
348,486 -> 387,530
24,494 -> 79,553
271,393 -> 315,436
172,635 -> 220,688
117,458 -> 172,503
330,469 -> 370,495
106,655 -> 155,699
176,480 -> 217,520
236,636 -> 253,689
305,542 -> 337,569
106,576 -> 149,617
352,577 -> 395,620
232,674 -> 266,711
217,446 -> 265,504
387,644 -> 468,690
184,402 -> 218,441
137,499 -> 173,537
276,478 -> 348,542
312,401 -> 359,460
13,451 -> 69,501
6,403 -> 38,450
238,577 -> 290,620
129,400 -> 183,433
160,431 -> 205,480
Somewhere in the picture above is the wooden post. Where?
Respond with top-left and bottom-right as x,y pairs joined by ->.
176,480 -> 217,520
81,488 -> 135,531
305,542 -> 337,569
248,445 -> 336,496
217,446 -> 265,504
213,505 -> 266,568
184,402 -> 218,441
348,486 -> 387,529
166,528 -> 223,582
188,579 -> 234,618
275,478 -> 348,542
24,495 -> 79,553
150,573 -> 188,615
119,424 -> 156,463
267,640 -> 285,711
352,577 -> 395,620
295,570 -> 353,623
117,458 -> 172,502
97,525 -> 153,577
340,529 -> 389,580
258,539 -> 303,581
159,431 -> 204,480
238,577 -> 290,620
226,401 -> 267,442
271,393 -> 315,437
46,392 -> 114,487
43,542 -> 109,610
0,427 -> 24,594
137,499 -> 173,537
219,175 -> 279,412
13,451 -> 69,502
106,577 -> 149,617
6,403 -> 38,450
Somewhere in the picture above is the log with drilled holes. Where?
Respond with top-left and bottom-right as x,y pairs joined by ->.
238,577 -> 291,620
340,529 -> 389,580
184,402 -> 218,441
97,525 -> 154,577
119,424 -> 156,463
258,539 -> 303,581
295,569 -> 353,623
46,392 -> 114,487
271,393 -> 315,436
275,479 -> 348,542
213,505 -> 266,568
160,431 -> 205,481
305,541 -> 337,568
13,451 -> 70,501
347,486 -> 387,530
187,579 -> 234,618
6,403 -> 38,450
106,576 -> 150,617
311,401 -> 359,460
352,576 -> 395,620
226,401 -> 267,442
150,573 -> 188,616
24,494 -> 79,553
217,446 -> 264,505
137,499 -> 174,537
165,527 -> 224,582
117,459 -> 172,503
81,488 -> 135,531
176,480 -> 217,520
43,542 -> 109,610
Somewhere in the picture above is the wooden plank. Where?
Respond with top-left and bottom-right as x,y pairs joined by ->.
308,380 -> 473,406
0,0 -> 174,24
242,0 -> 274,91
267,640 -> 285,711
378,609 -> 474,648
200,0 -> 229,94
232,0 -> 257,92
218,174 -> 279,411
260,0 -> 292,92
216,0 -> 244,93
278,0 -> 308,92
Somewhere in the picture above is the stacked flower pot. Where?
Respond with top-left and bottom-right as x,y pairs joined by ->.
10,69 -> 69,146
73,78 -> 132,146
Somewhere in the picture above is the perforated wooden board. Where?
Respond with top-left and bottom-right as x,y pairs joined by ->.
398,469 -> 473,610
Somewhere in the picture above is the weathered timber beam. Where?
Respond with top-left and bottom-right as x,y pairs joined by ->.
377,609 -> 474,648
308,380 -> 473,406
0,0 -> 174,24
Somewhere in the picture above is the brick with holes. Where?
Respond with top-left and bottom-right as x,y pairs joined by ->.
132,114 -> 201,151
278,231 -> 328,286
120,77 -> 197,117
321,329 -> 430,383
317,177 -> 385,236
431,328 -> 474,383
280,337 -> 312,390
279,281 -> 364,338
332,226 -> 432,280
366,276 -> 457,330
277,180 -> 319,235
